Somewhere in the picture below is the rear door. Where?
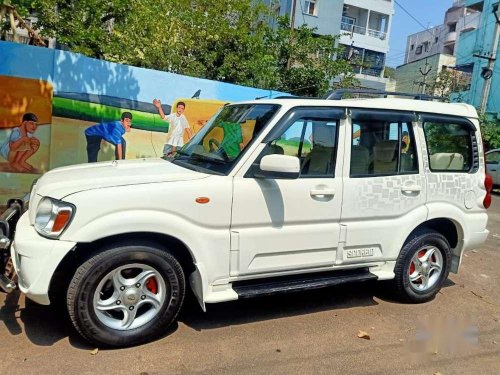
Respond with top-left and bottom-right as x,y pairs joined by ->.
339,109 -> 427,264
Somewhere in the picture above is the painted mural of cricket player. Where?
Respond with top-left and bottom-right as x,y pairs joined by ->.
153,99 -> 193,156
84,112 -> 132,162
0,112 -> 40,172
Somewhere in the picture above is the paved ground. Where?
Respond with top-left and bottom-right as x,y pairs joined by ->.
1,195 -> 499,375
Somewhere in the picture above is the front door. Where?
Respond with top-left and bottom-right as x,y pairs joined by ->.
231,107 -> 345,276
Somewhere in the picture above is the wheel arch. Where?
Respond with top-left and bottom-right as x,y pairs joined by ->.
48,232 -> 198,304
404,217 -> 464,273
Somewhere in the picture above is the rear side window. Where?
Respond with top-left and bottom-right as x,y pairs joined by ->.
486,151 -> 500,164
351,119 -> 418,177
423,121 -> 473,172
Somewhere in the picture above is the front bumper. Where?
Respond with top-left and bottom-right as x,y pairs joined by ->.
0,195 -> 29,292
11,212 -> 76,305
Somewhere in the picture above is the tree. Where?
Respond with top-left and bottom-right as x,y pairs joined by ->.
8,0 -> 355,95
479,114 -> 500,151
383,66 -> 395,79
10,0 -> 133,58
1,0 -> 45,45
426,68 -> 471,99
265,16 -> 356,97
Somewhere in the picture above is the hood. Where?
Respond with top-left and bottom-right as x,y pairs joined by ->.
34,158 -> 209,199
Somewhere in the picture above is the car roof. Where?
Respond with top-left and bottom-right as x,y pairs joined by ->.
237,98 -> 478,120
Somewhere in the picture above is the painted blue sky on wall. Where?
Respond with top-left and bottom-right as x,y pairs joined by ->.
0,41 -> 286,104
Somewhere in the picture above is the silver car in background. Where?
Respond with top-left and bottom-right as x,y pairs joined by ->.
486,149 -> 500,187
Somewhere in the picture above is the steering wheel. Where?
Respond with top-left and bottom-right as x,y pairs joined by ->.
208,138 -> 220,152
208,138 -> 230,161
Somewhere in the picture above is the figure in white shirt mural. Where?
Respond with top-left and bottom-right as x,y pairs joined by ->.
153,99 -> 193,157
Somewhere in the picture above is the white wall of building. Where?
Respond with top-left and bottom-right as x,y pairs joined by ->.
404,2 -> 480,64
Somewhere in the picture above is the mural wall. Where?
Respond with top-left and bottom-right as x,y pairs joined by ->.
0,41 -> 285,202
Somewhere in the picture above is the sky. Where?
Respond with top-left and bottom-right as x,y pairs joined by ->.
387,0 -> 454,68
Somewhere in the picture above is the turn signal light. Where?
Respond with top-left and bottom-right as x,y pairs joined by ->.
52,210 -> 72,232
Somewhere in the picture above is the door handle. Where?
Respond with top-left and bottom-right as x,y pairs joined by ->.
401,185 -> 421,193
310,188 -> 335,197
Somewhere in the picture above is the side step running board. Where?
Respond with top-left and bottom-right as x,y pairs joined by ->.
233,268 -> 377,299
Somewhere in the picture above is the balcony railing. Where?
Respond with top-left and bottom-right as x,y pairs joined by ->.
341,22 -> 366,35
367,28 -> 387,40
341,22 -> 387,40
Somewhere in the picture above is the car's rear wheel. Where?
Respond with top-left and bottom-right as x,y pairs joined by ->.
67,242 -> 185,347
392,229 -> 451,303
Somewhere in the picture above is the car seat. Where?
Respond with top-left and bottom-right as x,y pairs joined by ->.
351,145 -> 370,175
430,152 -> 464,170
302,124 -> 335,175
373,140 -> 398,174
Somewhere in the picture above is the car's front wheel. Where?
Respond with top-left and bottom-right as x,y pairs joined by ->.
67,242 -> 185,347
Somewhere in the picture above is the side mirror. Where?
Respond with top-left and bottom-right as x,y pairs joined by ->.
255,154 -> 300,179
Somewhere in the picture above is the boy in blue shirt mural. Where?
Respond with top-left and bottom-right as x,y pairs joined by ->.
0,112 -> 40,172
84,112 -> 132,162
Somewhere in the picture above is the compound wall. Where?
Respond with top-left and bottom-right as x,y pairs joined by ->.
0,41 -> 284,202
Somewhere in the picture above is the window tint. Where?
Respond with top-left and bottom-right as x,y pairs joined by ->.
486,151 -> 500,164
423,122 -> 472,172
350,120 -> 418,177
266,116 -> 338,177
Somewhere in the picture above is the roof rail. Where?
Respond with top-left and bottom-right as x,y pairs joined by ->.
323,89 -> 444,101
271,95 -> 316,99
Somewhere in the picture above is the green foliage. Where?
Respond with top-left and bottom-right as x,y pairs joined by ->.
479,114 -> 500,151
264,16 -> 356,97
383,66 -> 395,79
8,0 -> 355,95
426,68 -> 471,99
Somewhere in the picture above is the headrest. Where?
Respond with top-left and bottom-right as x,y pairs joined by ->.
313,125 -> 335,147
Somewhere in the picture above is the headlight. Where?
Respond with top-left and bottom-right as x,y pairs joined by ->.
34,197 -> 75,238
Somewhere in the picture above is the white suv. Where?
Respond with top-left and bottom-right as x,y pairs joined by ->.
9,93 -> 492,347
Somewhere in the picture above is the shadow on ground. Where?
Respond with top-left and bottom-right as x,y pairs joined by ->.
0,278 -> 456,349
0,289 -> 91,349
178,279 -> 456,331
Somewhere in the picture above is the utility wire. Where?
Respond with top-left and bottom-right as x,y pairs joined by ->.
392,1 -> 492,66
394,0 -> 436,38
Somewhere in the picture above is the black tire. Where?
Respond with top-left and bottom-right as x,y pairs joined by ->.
391,229 -> 451,303
67,242 -> 185,348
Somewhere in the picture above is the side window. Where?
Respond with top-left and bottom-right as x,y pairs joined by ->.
267,116 -> 338,178
273,120 -> 313,158
350,120 -> 418,177
486,151 -> 500,165
423,122 -> 472,172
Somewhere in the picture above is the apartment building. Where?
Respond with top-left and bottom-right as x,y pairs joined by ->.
452,0 -> 500,116
404,0 -> 480,64
268,0 -> 395,90
395,0 -> 481,96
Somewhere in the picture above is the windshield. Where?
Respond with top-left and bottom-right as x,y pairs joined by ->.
171,104 -> 280,174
